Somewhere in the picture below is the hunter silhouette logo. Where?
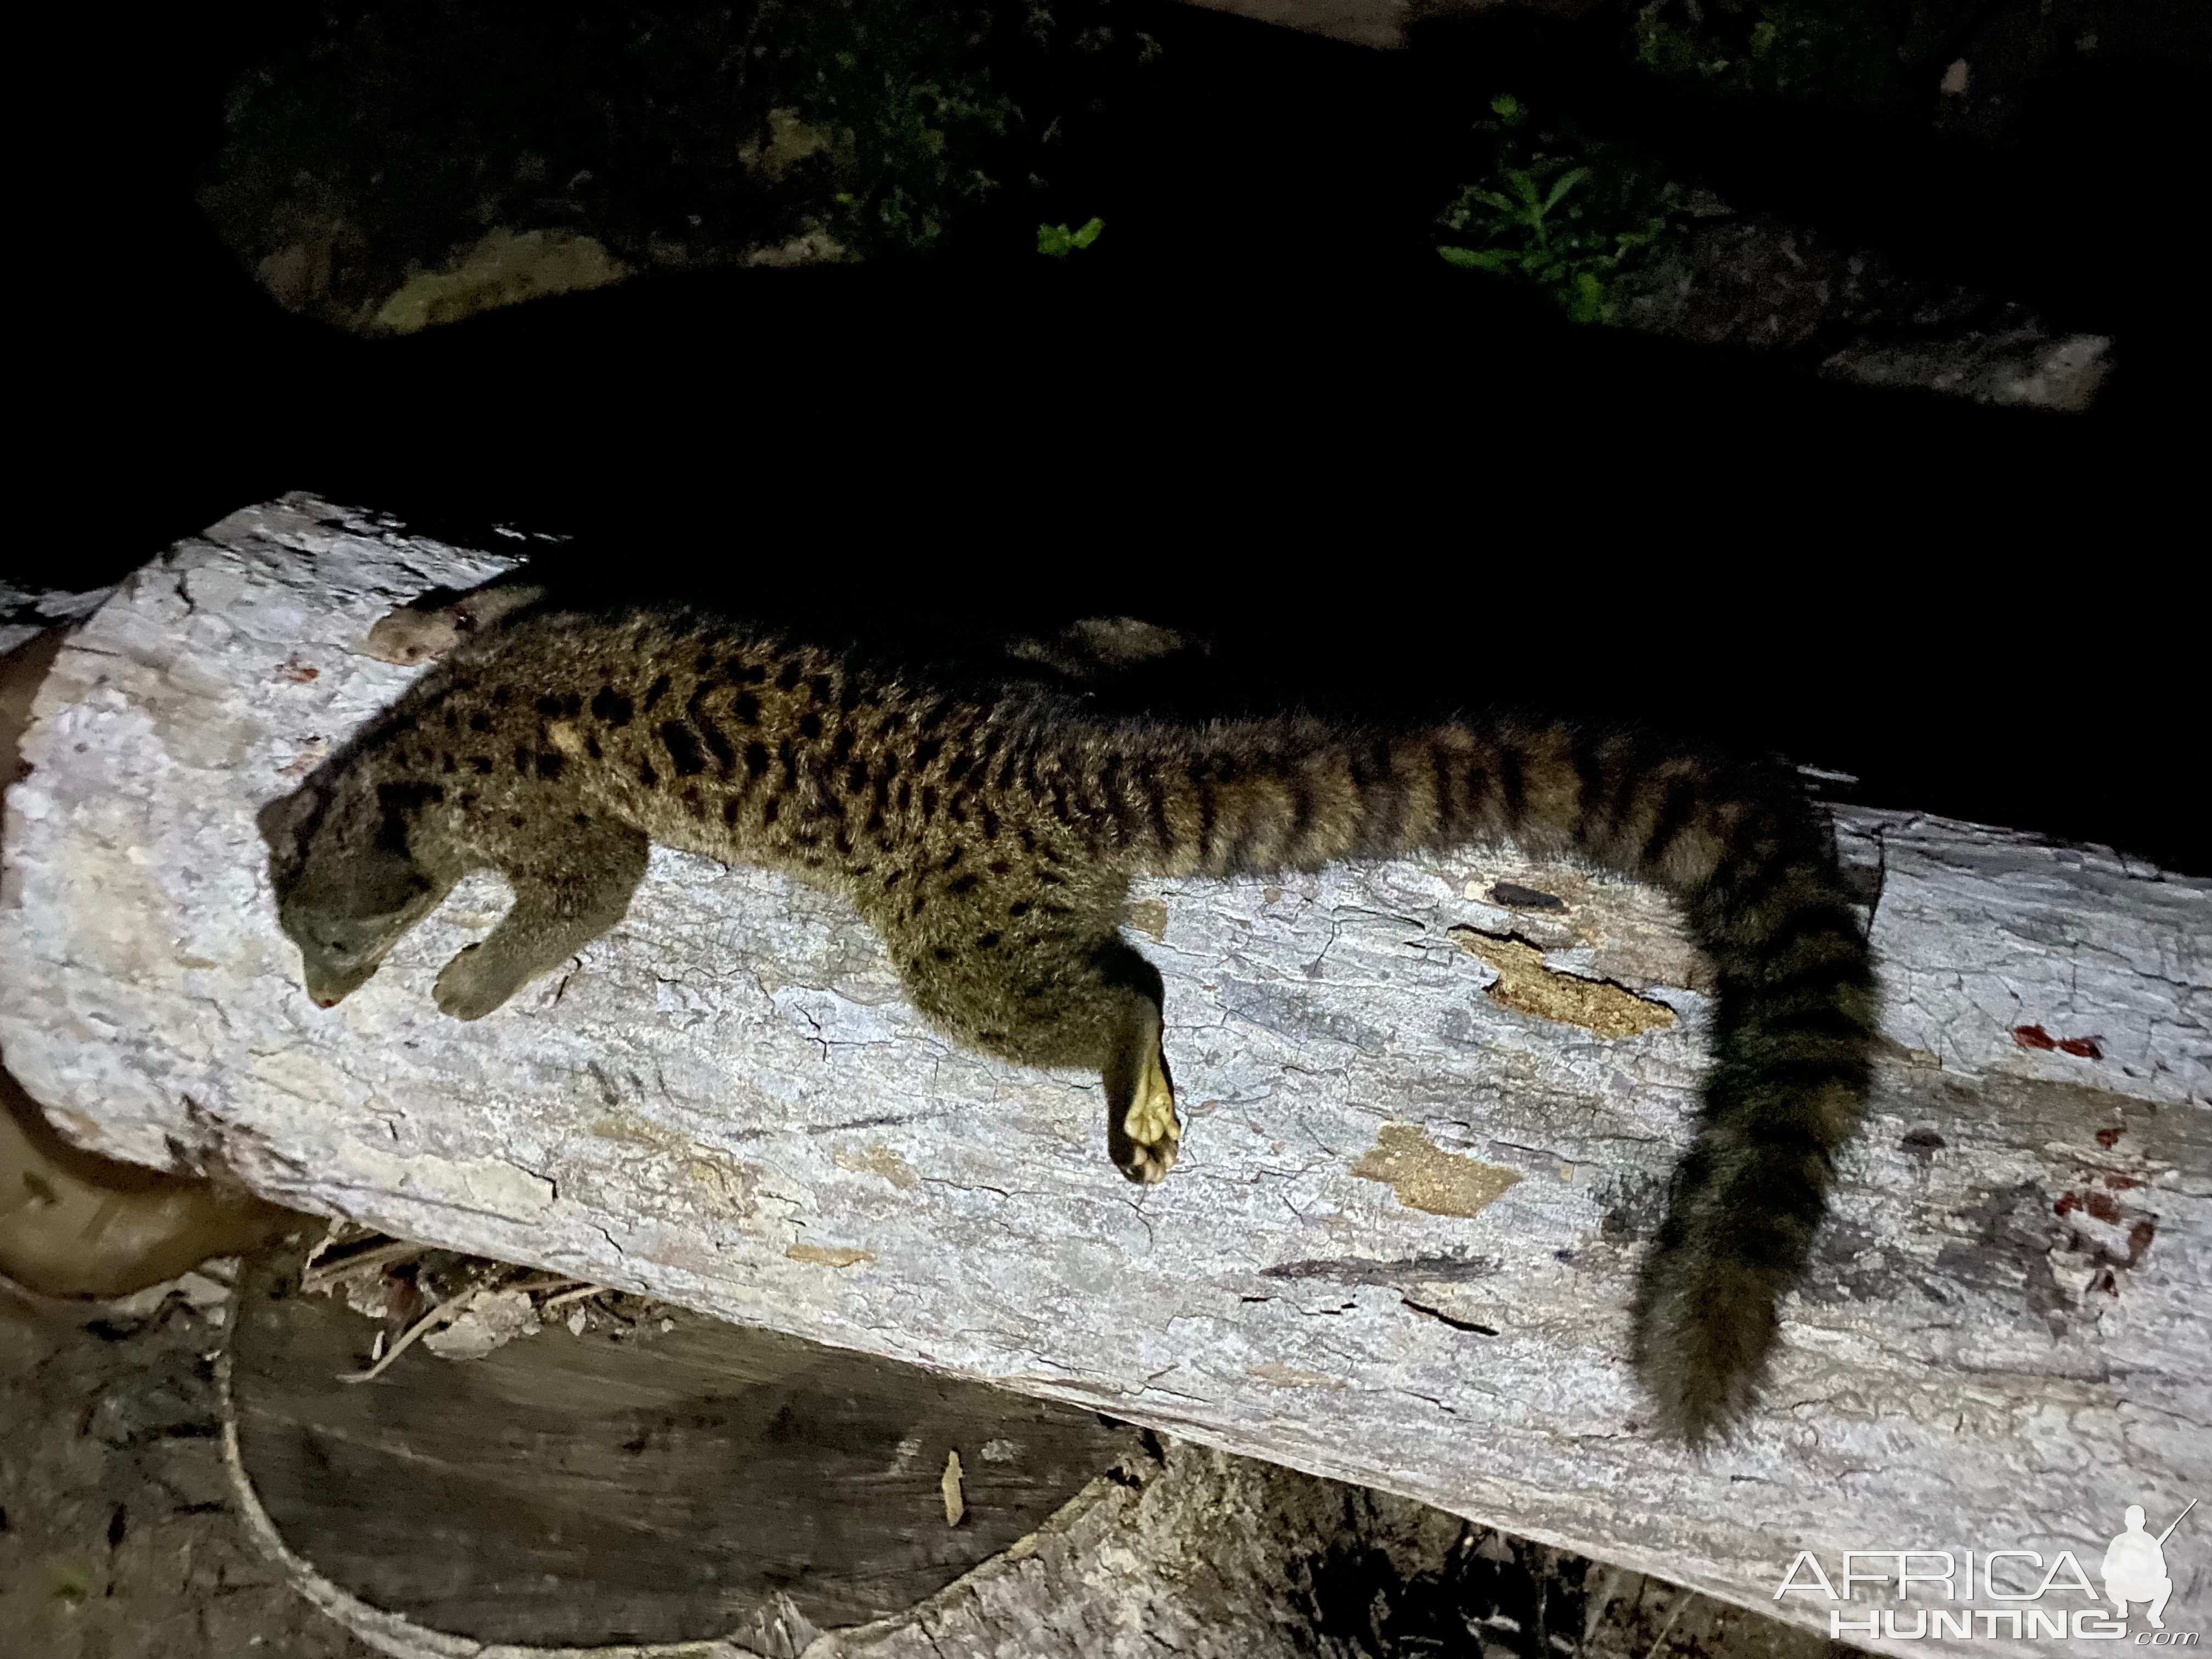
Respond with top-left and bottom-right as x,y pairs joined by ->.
1773,1496 -> 2198,1644
2107,1501 -> 2196,1630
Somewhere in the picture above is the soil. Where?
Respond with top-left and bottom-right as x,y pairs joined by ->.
0,1265 -> 376,1659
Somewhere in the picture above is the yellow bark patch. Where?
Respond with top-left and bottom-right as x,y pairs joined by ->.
1448,928 -> 1677,1039
1350,1124 -> 1522,1220
833,1143 -> 920,1190
785,1242 -> 874,1268
1248,1361 -> 1344,1390
1125,897 -> 1170,941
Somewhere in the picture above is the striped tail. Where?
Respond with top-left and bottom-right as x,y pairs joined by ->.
1119,714 -> 1877,1441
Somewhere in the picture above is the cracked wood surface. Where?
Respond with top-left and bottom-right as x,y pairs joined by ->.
1,496 -> 2205,1654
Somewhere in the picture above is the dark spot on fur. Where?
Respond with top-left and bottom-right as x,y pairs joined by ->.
512,744 -> 532,773
639,759 -> 659,788
846,763 -> 868,793
921,785 -> 938,820
934,946 -> 954,961
469,755 -> 493,774
976,932 -> 1000,949
469,712 -> 492,732
643,674 -> 672,712
724,798 -> 742,824
659,721 -> 707,776
509,812 -> 526,827
535,751 -> 566,780
798,711 -> 823,740
776,660 -> 803,691
1008,900 -> 1030,917
730,693 -> 760,725
535,694 -> 565,716
744,741 -> 769,777
980,806 -> 999,841
762,797 -> 780,823
591,689 -> 633,727
948,873 -> 978,895
585,735 -> 602,760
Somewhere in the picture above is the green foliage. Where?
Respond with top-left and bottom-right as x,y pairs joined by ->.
204,0 -> 1160,310
802,10 -> 1022,257
1036,216 -> 1105,256
1436,102 -> 1686,326
1630,0 -> 1900,106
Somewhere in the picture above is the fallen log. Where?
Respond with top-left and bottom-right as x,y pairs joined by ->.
2,495 -> 2204,1654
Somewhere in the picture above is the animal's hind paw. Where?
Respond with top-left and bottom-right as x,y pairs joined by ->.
1114,1051 -> 1182,1185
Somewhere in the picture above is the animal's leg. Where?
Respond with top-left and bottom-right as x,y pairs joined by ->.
882,889 -> 1182,1182
1100,956 -> 1181,1183
365,570 -> 550,666
432,820 -> 650,1019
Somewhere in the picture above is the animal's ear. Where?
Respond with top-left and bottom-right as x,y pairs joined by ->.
256,788 -> 317,855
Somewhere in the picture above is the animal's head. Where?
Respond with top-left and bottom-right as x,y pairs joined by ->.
257,778 -> 442,1008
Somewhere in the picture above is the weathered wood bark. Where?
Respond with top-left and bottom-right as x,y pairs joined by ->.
2,496 -> 2205,1655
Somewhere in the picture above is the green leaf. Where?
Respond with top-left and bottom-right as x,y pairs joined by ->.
1038,217 -> 1104,257
1491,93 -> 1527,126
1542,167 -> 1592,212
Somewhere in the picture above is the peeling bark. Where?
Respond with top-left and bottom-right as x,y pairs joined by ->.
2,495 -> 2205,1655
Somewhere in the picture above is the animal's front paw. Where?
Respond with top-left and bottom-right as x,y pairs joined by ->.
432,944 -> 525,1020
1115,1052 -> 1182,1185
365,607 -> 463,666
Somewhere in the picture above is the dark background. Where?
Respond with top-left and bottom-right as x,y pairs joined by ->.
18,1 -> 2207,871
